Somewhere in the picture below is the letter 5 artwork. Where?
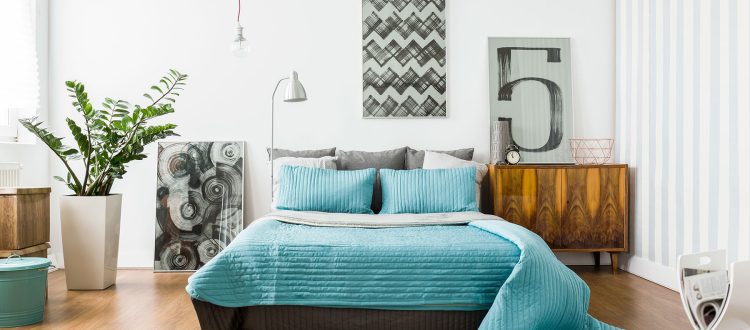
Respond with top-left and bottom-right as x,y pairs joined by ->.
488,38 -> 574,163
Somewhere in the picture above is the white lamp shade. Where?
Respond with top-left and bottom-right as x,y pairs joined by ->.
284,71 -> 307,102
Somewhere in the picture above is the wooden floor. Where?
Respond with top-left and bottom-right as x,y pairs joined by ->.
14,266 -> 690,329
575,266 -> 691,329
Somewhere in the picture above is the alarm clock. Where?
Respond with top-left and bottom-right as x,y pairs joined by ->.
505,145 -> 521,165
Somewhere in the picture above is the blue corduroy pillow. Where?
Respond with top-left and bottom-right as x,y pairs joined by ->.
379,167 -> 478,214
276,166 -> 377,214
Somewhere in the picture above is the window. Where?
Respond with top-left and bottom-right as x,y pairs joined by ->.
0,0 -> 39,142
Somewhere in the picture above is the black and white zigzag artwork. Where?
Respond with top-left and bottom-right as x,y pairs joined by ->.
362,0 -> 446,118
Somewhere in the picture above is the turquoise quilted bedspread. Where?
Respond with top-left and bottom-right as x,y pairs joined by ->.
187,218 -> 616,329
187,219 -> 520,310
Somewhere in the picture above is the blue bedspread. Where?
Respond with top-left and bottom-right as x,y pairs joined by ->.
187,219 -> 520,310
187,216 -> 616,329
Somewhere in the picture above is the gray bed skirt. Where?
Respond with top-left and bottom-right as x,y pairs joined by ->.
191,299 -> 488,330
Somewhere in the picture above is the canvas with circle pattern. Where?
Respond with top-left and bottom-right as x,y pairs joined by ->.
154,141 -> 244,271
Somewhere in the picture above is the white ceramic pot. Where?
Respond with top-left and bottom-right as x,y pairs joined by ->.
60,194 -> 122,290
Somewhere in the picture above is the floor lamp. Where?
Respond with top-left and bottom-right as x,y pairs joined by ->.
270,71 -> 307,197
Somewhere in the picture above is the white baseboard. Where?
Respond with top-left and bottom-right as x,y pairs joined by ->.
50,251 -> 64,269
47,253 -> 60,273
620,253 -> 679,291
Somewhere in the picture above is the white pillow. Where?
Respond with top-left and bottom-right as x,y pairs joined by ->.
270,156 -> 337,209
422,151 -> 488,208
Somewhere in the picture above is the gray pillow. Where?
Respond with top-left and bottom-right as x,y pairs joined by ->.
267,147 -> 336,160
405,147 -> 474,169
335,147 -> 407,213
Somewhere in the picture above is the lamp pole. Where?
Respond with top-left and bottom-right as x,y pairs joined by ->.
269,71 -> 307,199
270,77 -> 288,197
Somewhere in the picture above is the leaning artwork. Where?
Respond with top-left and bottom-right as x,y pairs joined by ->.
154,141 -> 244,272
488,37 -> 574,163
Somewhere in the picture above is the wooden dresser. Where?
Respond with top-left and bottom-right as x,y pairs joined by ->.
486,164 -> 629,273
0,187 -> 52,258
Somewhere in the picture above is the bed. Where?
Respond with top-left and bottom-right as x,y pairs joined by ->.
187,211 -> 615,329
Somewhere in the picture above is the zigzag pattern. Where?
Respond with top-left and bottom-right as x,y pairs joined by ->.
364,95 -> 446,117
363,68 -> 445,95
363,39 -> 445,67
362,0 -> 446,117
365,88 -> 438,104
369,0 -> 444,12
363,12 -> 445,40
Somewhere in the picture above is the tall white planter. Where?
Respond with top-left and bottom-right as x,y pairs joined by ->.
60,194 -> 122,290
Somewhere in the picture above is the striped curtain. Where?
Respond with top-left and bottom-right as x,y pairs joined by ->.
616,0 -> 750,271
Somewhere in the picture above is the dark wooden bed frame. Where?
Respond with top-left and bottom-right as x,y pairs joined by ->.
192,299 -> 487,330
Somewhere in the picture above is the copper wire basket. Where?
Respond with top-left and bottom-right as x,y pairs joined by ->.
569,139 -> 614,165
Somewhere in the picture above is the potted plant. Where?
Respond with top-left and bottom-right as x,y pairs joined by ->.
19,69 -> 187,290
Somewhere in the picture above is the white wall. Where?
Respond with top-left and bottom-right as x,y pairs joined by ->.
48,0 -> 615,267
616,0 -> 750,290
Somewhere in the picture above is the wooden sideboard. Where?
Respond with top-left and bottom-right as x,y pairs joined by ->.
486,164 -> 629,273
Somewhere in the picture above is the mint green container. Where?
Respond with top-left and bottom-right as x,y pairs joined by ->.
0,257 -> 51,328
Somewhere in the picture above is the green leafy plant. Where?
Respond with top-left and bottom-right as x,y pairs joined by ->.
19,69 -> 188,196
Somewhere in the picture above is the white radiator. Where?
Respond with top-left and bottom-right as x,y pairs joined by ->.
0,162 -> 21,187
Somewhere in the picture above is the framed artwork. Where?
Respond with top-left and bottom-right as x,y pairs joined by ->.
362,0 -> 446,118
488,38 -> 574,163
154,141 -> 244,272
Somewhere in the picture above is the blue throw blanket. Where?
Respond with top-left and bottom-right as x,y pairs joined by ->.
469,220 -> 616,329
187,215 -> 616,329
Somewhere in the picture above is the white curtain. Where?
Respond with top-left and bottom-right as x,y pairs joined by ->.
0,0 -> 40,127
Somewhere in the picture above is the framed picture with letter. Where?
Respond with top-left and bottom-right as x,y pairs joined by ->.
488,37 -> 574,163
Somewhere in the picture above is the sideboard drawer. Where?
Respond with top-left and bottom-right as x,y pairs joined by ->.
491,168 -> 564,249
560,167 -> 628,250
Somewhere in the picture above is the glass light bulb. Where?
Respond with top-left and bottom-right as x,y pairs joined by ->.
231,24 -> 250,57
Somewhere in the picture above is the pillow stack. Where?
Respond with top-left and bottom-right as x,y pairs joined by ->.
422,151 -> 488,208
335,147 -> 407,213
269,147 -> 482,214
404,147 -> 474,169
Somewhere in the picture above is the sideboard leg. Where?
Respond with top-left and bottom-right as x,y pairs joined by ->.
610,253 -> 619,274
593,252 -> 601,268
